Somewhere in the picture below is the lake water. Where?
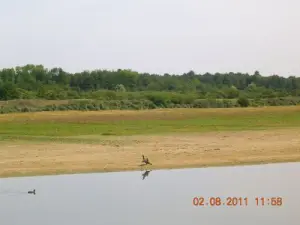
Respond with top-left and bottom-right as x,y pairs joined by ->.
0,162 -> 299,225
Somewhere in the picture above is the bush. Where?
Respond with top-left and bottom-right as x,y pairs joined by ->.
1,96 -> 300,114
237,97 -> 250,107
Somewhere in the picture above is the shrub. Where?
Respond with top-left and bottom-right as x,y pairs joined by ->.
237,97 -> 250,107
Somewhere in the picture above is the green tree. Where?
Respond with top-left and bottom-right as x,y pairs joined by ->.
0,83 -> 20,100
237,96 -> 250,107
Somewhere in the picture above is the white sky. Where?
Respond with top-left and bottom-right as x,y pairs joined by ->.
0,0 -> 299,76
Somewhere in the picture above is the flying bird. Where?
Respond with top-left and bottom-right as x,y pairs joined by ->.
142,155 -> 152,165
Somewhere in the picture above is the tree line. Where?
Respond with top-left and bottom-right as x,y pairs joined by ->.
1,64 -> 299,99
0,64 -> 300,113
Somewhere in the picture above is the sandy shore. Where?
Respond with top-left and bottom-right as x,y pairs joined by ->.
1,128 -> 300,178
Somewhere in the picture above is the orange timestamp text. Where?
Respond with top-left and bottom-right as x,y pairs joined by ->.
192,196 -> 283,207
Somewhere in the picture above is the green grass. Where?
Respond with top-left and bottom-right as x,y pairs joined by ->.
0,116 -> 287,136
1,107 -> 300,142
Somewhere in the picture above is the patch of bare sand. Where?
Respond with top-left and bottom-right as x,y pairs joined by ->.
1,129 -> 300,177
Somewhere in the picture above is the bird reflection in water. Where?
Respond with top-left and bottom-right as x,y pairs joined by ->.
141,170 -> 152,180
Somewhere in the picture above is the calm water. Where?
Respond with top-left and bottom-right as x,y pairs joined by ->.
0,162 -> 299,225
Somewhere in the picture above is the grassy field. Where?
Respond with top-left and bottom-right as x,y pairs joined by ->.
1,106 -> 300,138
1,106 -> 300,177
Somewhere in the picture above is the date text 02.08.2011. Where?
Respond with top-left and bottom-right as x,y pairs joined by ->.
193,197 -> 283,207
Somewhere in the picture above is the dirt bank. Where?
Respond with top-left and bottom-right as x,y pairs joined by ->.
1,129 -> 300,177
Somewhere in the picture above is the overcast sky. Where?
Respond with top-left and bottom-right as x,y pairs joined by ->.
0,0 -> 299,76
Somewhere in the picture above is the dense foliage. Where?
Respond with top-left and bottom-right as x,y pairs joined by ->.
0,64 -> 300,113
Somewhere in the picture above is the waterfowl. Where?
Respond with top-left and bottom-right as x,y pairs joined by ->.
142,155 -> 152,165
28,189 -> 36,195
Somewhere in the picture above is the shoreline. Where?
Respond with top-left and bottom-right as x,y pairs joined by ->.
1,129 -> 300,179
1,159 -> 300,179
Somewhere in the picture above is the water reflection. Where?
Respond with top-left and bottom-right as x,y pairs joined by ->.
0,181 -> 36,196
0,187 -> 36,196
0,162 -> 299,225
0,188 -> 28,195
141,170 -> 152,180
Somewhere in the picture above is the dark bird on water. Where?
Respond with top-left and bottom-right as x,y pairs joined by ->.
142,155 -> 152,165
28,189 -> 36,195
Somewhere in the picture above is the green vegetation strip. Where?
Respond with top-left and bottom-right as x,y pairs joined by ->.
1,109 -> 299,142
